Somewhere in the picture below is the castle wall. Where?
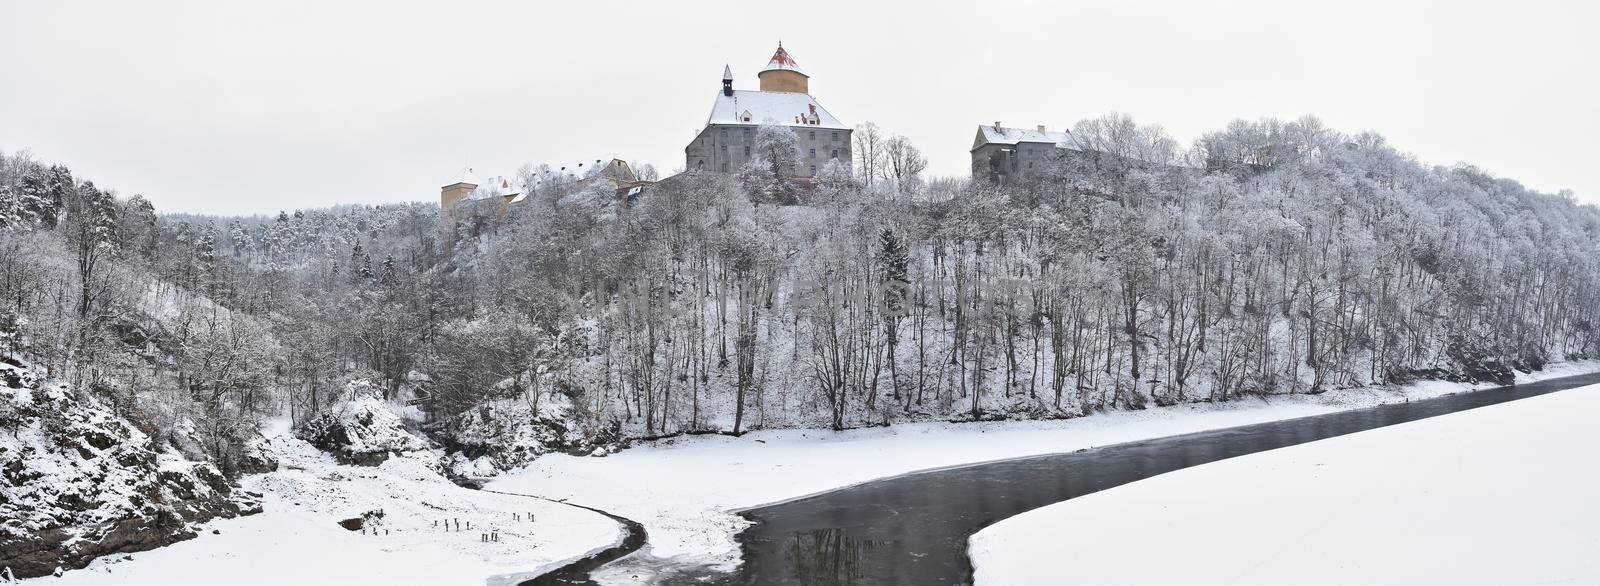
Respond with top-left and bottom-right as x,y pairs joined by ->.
687,124 -> 851,176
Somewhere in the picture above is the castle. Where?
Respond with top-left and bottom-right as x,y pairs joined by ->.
970,122 -> 1083,184
684,44 -> 852,177
441,43 -> 850,235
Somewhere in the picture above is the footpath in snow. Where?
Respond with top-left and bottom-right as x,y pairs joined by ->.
485,361 -> 1600,574
38,420 -> 621,586
970,381 -> 1600,585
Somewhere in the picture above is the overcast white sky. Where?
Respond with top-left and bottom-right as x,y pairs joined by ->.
3,0 -> 1596,215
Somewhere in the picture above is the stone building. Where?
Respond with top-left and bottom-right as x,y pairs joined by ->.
970,122 -> 1083,184
685,44 -> 851,177
438,158 -> 645,244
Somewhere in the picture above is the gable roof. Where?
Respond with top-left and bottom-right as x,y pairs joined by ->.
974,125 -> 1086,151
706,90 -> 847,129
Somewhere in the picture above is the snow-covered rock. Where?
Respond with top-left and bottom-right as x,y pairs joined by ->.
438,393 -> 614,478
234,435 -> 279,475
0,358 -> 259,579
295,388 -> 432,467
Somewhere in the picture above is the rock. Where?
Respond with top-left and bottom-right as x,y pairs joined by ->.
0,360 -> 259,579
235,436 -> 279,475
295,392 -> 432,467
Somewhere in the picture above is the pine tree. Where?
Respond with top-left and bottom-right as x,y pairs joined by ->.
379,255 -> 399,287
877,226 -> 911,404
229,219 -> 249,258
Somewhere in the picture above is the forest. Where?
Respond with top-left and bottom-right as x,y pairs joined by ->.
3,113 -> 1597,473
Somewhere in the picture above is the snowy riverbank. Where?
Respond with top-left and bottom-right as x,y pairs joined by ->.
484,360 -> 1600,576
969,381 -> 1600,585
32,419 -> 621,586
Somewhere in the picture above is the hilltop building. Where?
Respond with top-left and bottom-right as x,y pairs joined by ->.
685,44 -> 851,177
438,158 -> 645,244
970,122 -> 1083,184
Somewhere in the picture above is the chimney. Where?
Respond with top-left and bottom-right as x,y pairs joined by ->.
994,121 -> 1002,131
1037,125 -> 1046,133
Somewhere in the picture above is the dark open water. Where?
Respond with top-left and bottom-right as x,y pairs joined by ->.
721,373 -> 1600,585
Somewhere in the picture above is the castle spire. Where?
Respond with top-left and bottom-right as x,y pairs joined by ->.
758,43 -> 809,93
722,64 -> 734,96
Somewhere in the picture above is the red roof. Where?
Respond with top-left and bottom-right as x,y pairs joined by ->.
762,44 -> 807,76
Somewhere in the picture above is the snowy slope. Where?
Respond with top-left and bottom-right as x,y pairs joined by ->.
0,358 -> 257,579
970,383 -> 1600,585
485,360 -> 1600,574
32,416 -> 623,585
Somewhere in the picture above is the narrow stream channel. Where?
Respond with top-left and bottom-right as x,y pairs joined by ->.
718,373 -> 1600,585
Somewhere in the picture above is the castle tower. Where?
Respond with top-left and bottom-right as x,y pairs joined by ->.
440,167 -> 481,214
439,167 -> 480,245
687,43 -> 849,175
757,43 -> 809,94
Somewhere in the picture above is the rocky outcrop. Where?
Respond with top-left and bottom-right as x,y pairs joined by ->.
0,360 -> 260,579
296,392 -> 432,467
439,393 -> 617,478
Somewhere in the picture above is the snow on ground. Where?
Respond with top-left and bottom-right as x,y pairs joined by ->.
969,382 -> 1600,586
38,419 -> 621,586
486,360 -> 1600,574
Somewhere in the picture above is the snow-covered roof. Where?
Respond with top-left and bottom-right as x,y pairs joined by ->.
976,125 -> 1082,150
706,90 -> 847,129
761,45 -> 807,77
463,175 -> 522,201
443,166 -> 482,188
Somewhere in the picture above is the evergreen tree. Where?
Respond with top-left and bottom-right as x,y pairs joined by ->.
878,226 -> 911,403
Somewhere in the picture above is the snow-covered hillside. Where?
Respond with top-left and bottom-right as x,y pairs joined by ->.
0,358 -> 258,578
969,382 -> 1600,585
31,399 -> 624,585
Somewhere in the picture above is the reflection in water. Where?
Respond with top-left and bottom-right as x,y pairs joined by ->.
785,529 -> 892,586
630,373 -> 1600,585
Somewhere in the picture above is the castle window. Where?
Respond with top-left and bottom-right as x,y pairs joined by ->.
810,165 -> 817,176
831,149 -> 839,159
808,148 -> 816,158
744,146 -> 751,156
831,132 -> 839,141
721,161 -> 729,172
720,128 -> 727,137
809,130 -> 816,140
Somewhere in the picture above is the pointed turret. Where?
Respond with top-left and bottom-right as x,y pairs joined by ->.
758,43 -> 809,94
722,64 -> 734,96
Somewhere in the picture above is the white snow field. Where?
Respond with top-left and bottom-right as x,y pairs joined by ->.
485,361 -> 1600,573
970,382 -> 1600,586
39,420 -> 621,586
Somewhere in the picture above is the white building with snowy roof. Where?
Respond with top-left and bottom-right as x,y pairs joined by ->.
685,44 -> 851,177
971,122 -> 1085,184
